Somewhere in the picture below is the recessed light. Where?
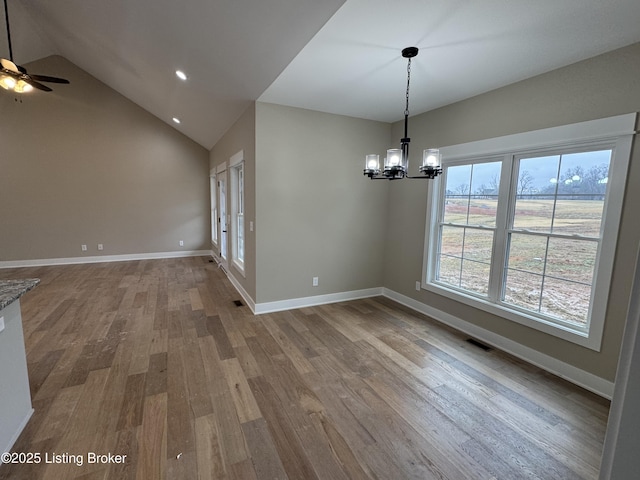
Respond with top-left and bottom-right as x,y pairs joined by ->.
172,117 -> 181,124
175,70 -> 187,81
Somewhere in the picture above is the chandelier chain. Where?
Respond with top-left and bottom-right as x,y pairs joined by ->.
404,57 -> 411,117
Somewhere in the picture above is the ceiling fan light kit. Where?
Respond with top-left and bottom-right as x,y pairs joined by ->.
1,0 -> 70,93
364,47 -> 442,181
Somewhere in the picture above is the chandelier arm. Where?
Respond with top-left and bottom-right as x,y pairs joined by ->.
368,175 -> 405,180
407,171 -> 442,180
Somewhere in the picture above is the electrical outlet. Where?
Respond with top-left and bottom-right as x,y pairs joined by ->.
250,221 -> 254,232
179,240 -> 184,247
312,276 -> 319,287
97,244 -> 104,251
0,316 -> 4,333
81,244 -> 87,252
415,281 -> 421,291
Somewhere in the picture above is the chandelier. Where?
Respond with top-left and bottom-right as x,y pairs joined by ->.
364,47 -> 442,180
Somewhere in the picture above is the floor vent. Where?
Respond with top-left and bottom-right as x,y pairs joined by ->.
233,300 -> 243,307
466,338 -> 492,351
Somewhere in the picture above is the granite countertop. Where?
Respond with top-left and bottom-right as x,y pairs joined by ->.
0,279 -> 40,310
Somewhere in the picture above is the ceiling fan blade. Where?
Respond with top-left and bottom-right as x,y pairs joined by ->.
30,74 -> 69,84
26,78 -> 52,92
0,57 -> 19,73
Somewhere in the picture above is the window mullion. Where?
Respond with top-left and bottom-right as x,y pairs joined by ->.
488,155 -> 513,302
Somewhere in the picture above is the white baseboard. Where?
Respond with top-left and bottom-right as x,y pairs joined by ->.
225,270 -> 257,314
383,288 -> 614,399
1,408 -> 33,461
254,287 -> 384,315
0,250 -> 214,269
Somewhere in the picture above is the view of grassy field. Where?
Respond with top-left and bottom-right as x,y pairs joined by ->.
437,198 -> 604,325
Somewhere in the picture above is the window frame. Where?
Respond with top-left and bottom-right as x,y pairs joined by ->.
229,150 -> 245,275
422,114 -> 636,351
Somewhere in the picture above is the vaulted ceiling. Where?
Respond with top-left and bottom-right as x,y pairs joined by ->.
3,0 -> 640,150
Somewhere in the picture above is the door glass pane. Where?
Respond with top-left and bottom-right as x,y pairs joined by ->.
219,177 -> 227,260
210,176 -> 217,243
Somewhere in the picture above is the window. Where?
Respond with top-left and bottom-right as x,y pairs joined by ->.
230,151 -> 245,273
423,114 -> 635,350
210,170 -> 218,245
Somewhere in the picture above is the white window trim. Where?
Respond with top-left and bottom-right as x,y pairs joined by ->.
422,113 -> 636,351
229,150 -> 245,275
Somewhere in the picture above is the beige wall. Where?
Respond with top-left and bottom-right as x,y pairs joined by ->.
0,56 -> 210,261
255,103 -> 391,304
209,103 -> 257,299
385,42 -> 640,382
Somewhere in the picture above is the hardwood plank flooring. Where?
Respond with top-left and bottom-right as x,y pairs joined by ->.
0,257 -> 609,479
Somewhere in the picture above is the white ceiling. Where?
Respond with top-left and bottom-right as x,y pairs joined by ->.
3,0 -> 640,150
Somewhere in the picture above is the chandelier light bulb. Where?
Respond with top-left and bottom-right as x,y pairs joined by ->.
422,149 -> 441,168
366,154 -> 379,170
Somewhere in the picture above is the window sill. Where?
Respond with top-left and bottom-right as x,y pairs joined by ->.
422,280 -> 601,351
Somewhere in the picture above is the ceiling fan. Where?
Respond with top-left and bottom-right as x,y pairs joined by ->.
1,0 -> 69,92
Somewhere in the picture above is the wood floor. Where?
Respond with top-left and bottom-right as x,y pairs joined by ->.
0,257 -> 609,479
